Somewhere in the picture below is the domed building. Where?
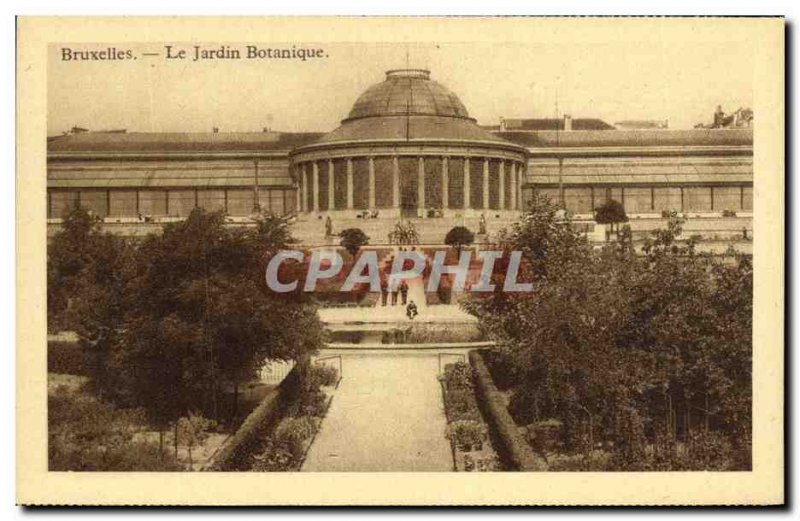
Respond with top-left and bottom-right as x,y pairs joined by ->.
290,69 -> 528,220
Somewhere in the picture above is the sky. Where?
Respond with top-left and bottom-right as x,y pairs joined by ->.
47,40 -> 754,135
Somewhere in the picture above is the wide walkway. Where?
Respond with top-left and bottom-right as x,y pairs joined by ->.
302,354 -> 453,471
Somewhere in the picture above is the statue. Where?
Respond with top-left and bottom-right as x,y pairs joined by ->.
478,213 -> 487,235
325,215 -> 332,237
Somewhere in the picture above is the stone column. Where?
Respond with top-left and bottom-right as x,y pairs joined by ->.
327,159 -> 335,211
499,160 -> 506,210
392,156 -> 400,208
346,158 -> 354,209
463,157 -> 471,209
295,164 -> 302,213
312,161 -> 319,212
518,162 -> 525,210
417,156 -> 426,216
510,162 -> 517,210
483,158 -> 490,210
441,156 -> 449,210
301,163 -> 308,212
368,156 -> 376,209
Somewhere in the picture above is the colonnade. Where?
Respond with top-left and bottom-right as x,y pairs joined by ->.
294,155 -> 526,215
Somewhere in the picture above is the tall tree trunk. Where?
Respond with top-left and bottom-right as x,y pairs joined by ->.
159,430 -> 164,460
174,422 -> 179,461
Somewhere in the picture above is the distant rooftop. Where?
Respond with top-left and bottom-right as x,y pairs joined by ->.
483,117 -> 616,132
48,131 -> 324,154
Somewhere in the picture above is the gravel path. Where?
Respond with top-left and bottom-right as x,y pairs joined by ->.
302,354 -> 453,472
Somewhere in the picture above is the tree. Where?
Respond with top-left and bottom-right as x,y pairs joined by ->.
595,199 -> 628,241
465,197 -> 752,470
338,228 -> 370,257
176,412 -> 217,469
123,208 -> 325,428
444,226 -> 475,254
48,202 -> 137,399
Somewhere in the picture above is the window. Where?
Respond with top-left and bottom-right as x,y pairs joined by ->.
684,187 -> 712,212
79,190 -> 108,217
197,190 -> 226,212
109,190 -> 137,217
269,190 -> 285,215
227,189 -> 255,216
713,187 -> 742,212
138,191 -> 167,216
563,187 -> 592,214
623,187 -> 652,214
49,190 -> 78,219
167,190 -> 196,217
742,186 -> 753,211
534,188 -> 560,204
653,187 -> 682,213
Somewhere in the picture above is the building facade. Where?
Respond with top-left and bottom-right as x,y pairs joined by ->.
47,68 -> 753,245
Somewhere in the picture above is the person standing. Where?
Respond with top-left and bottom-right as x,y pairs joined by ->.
399,280 -> 409,305
380,278 -> 388,307
391,284 -> 399,306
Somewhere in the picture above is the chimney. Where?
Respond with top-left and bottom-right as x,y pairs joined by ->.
563,114 -> 573,131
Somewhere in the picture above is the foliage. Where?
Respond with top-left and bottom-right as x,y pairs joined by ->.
389,220 -> 420,245
444,362 -> 473,390
309,364 -> 339,388
48,341 -> 90,376
465,196 -> 752,470
272,416 -> 317,460
446,420 -> 488,451
176,412 -> 217,466
443,389 -> 483,423
338,228 -> 370,257
594,199 -> 628,226
47,207 -> 326,434
251,438 -> 294,471
285,389 -> 328,418
48,385 -> 180,471
444,226 -> 475,253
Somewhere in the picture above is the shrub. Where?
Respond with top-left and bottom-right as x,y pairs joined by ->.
444,389 -> 482,423
48,341 -> 89,376
310,364 -> 339,388
251,439 -> 294,471
546,450 -> 611,471
446,420 -> 488,451
273,416 -> 317,459
444,362 -> 473,390
286,389 -> 328,418
682,430 -> 737,471
338,228 -> 370,257
48,388 -> 180,471
444,226 -> 475,253
526,419 -> 564,455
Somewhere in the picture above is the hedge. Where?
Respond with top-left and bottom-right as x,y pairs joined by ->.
469,350 -> 547,471
205,362 -> 305,471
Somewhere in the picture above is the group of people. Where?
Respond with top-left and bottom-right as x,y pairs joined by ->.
379,279 -> 418,320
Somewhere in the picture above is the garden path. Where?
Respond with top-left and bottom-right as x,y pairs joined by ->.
301,353 -> 453,471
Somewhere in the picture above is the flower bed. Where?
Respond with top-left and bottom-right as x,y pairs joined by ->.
207,363 -> 338,471
440,361 -> 501,471
248,364 -> 338,471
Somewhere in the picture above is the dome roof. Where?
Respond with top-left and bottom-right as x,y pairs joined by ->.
345,69 -> 471,121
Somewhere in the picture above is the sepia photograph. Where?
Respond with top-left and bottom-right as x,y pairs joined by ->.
16,15 -> 785,506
